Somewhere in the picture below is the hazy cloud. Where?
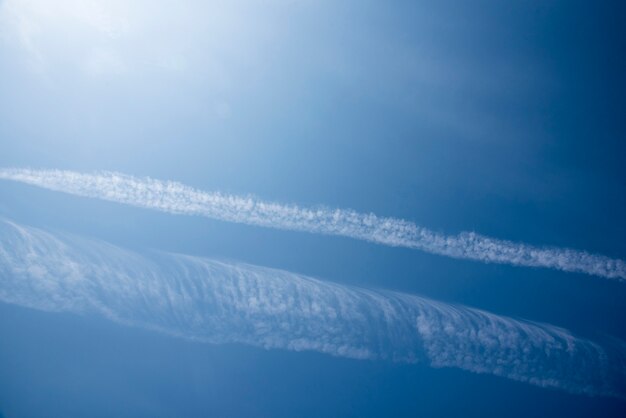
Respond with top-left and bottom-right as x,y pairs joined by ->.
0,219 -> 624,397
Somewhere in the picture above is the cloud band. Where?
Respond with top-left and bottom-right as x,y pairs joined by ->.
0,168 -> 624,280
0,219 -> 624,397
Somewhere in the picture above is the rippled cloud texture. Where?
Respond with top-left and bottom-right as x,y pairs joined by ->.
0,218 -> 624,397
0,168 -> 624,281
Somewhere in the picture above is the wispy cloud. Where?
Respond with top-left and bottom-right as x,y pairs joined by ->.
1,168 -> 624,280
0,0 -> 130,74
0,218 -> 624,396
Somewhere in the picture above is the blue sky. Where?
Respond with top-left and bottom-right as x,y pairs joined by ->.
0,1 -> 625,417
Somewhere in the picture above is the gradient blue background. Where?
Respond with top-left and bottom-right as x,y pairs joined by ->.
1,1 -> 625,416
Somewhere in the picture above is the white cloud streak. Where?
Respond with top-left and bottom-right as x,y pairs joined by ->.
0,168 -> 624,281
0,219 -> 624,397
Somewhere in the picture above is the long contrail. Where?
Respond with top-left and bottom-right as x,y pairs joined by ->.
0,218 -> 624,397
0,167 -> 624,280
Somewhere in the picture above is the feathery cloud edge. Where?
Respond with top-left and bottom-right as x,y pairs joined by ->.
0,168 -> 624,280
0,218 -> 624,397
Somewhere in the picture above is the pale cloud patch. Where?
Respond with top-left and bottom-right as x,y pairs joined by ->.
82,48 -> 126,76
0,0 -> 276,81
0,0 -> 130,73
